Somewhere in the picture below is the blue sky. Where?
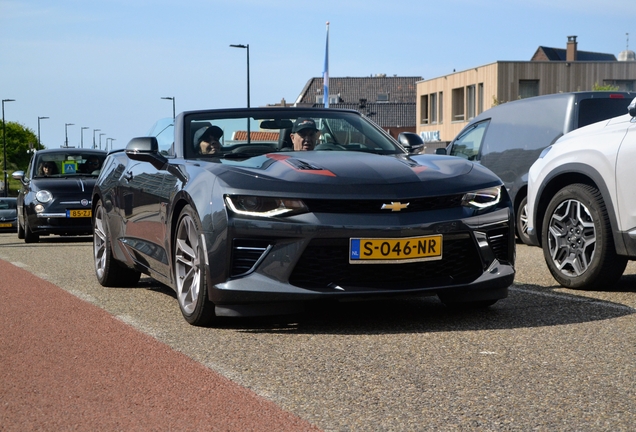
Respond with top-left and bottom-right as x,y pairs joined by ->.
1,0 -> 633,150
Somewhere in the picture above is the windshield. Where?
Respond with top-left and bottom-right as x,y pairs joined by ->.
33,152 -> 107,178
170,109 -> 404,159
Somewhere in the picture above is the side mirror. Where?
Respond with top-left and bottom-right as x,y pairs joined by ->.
435,148 -> 447,155
12,171 -> 27,184
125,137 -> 164,168
12,171 -> 24,181
628,97 -> 636,117
125,137 -> 187,184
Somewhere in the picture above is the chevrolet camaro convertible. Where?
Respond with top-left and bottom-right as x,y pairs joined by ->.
92,108 -> 515,325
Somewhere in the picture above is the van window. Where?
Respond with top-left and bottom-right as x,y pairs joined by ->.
578,98 -> 634,128
449,120 -> 489,160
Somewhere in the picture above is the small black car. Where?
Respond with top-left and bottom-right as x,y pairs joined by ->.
0,197 -> 18,232
13,148 -> 107,243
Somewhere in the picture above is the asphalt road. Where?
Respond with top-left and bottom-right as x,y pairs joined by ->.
1,232 -> 635,431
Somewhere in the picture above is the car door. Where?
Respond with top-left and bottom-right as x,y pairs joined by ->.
615,123 -> 636,233
118,160 -> 176,279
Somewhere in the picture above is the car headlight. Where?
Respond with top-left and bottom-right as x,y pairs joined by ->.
225,195 -> 308,217
462,186 -> 501,209
35,190 -> 53,203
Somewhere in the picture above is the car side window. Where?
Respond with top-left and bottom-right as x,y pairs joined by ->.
449,120 -> 489,160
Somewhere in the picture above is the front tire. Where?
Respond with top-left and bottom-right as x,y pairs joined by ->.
24,216 -> 39,243
174,205 -> 216,326
93,200 -> 141,287
17,216 -> 25,239
542,184 -> 627,289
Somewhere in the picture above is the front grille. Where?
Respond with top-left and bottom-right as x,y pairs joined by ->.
289,234 -> 482,290
230,239 -> 271,277
303,195 -> 464,214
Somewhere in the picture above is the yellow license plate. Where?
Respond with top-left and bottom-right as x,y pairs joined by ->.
0,222 -> 12,228
67,209 -> 92,218
350,235 -> 443,264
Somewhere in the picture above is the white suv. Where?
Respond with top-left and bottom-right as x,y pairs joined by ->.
527,97 -> 636,289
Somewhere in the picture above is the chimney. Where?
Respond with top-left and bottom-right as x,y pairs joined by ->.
566,35 -> 578,61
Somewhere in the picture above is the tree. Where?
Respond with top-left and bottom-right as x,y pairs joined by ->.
592,82 -> 620,91
1,121 -> 43,195
1,121 -> 43,173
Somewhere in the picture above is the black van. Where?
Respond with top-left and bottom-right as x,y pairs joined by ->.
439,91 -> 635,244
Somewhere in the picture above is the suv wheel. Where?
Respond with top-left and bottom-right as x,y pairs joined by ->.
542,183 -> 627,289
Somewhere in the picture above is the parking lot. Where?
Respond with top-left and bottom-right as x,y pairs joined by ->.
1,232 -> 635,430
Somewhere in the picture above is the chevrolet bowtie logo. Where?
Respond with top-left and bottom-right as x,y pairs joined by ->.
381,202 -> 410,212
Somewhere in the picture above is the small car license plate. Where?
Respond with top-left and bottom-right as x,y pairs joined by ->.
349,234 -> 443,264
67,209 -> 92,218
0,222 -> 12,228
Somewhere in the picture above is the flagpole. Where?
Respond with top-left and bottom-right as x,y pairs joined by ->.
323,21 -> 330,108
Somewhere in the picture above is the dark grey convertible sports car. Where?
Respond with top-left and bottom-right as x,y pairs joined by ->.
92,107 -> 515,325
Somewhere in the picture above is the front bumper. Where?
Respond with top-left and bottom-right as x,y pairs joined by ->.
27,212 -> 93,235
0,219 -> 17,231
206,207 -> 515,312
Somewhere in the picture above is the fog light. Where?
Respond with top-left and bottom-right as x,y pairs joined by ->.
34,204 -> 45,213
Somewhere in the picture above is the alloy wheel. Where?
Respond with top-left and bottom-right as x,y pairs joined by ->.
547,198 -> 596,277
175,213 -> 201,315
93,204 -> 107,280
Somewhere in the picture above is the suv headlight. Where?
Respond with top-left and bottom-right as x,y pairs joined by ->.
462,186 -> 501,209
225,195 -> 308,217
35,190 -> 53,203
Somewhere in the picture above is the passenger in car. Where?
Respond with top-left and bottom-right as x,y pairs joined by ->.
38,161 -> 58,177
194,126 -> 224,155
82,157 -> 102,174
290,118 -> 320,151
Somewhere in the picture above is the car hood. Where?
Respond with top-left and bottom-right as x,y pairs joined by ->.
27,177 -> 98,194
213,152 -> 500,197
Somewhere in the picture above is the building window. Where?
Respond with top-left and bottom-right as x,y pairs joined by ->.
430,93 -> 438,124
452,87 -> 465,122
420,95 -> 429,124
478,83 -> 484,115
519,80 -> 539,99
439,92 -> 443,124
377,93 -> 389,102
467,85 -> 476,120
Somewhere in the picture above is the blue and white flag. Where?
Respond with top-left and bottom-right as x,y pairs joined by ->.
323,22 -> 330,108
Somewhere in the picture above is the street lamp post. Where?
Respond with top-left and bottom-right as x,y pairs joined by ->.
93,129 -> 101,149
229,44 -> 250,108
38,116 -> 49,148
99,133 -> 105,150
230,44 -> 251,142
106,138 -> 116,151
81,127 -> 89,148
2,99 -> 15,197
161,97 -> 176,119
64,123 -> 74,148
